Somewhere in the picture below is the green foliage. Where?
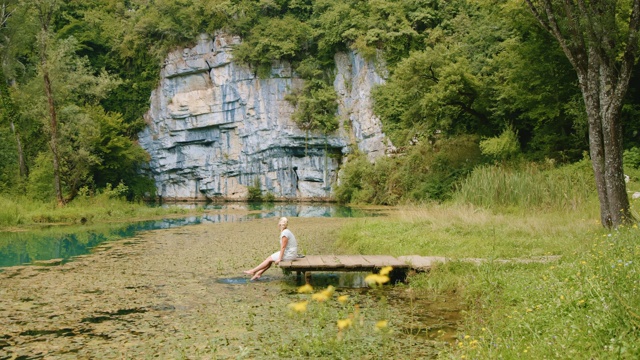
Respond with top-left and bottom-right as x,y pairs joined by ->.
233,15 -> 313,69
0,188 -> 187,228
286,79 -> 338,136
372,48 -> 487,145
247,177 -> 264,202
26,152 -> 55,202
0,0 -> 639,210
623,147 -> 640,169
479,125 -> 520,161
264,191 -> 276,202
333,154 -> 372,204
86,106 -> 152,198
334,135 -> 482,205
0,126 -> 18,192
455,158 -> 595,210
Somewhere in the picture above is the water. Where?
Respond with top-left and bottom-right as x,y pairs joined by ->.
0,203 -> 383,268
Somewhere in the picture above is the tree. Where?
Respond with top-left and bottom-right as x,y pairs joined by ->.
30,0 -> 64,205
524,0 -> 640,228
0,1 -> 28,183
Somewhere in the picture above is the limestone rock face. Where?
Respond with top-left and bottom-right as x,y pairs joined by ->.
139,34 -> 391,200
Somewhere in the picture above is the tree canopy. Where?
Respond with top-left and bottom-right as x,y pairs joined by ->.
0,0 -> 639,220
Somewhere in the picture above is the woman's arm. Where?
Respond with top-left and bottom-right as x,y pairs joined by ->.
276,236 -> 288,264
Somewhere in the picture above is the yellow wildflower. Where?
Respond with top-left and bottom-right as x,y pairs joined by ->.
375,320 -> 388,331
337,295 -> 349,304
312,292 -> 329,302
297,283 -> 314,294
288,301 -> 308,313
379,266 -> 393,276
337,318 -> 353,330
321,285 -> 336,298
365,274 -> 390,286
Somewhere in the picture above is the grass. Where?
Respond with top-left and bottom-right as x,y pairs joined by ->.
336,203 -> 600,259
454,159 -> 595,210
335,203 -> 640,358
0,194 -> 192,229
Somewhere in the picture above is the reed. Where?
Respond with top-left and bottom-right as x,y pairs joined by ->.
454,159 -> 595,210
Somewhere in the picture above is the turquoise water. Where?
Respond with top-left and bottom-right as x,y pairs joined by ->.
0,204 -> 383,268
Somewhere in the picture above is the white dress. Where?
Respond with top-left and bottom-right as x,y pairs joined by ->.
270,228 -> 298,261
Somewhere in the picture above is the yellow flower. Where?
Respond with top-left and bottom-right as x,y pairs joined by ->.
312,292 -> 329,302
379,266 -> 393,276
365,274 -> 390,286
375,320 -> 388,331
297,283 -> 314,294
337,295 -> 349,304
337,318 -> 353,330
321,285 -> 336,298
288,301 -> 308,313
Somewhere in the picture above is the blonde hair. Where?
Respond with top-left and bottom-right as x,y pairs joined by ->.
278,217 -> 288,228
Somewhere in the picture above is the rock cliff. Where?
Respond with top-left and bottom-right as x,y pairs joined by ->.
139,34 -> 391,200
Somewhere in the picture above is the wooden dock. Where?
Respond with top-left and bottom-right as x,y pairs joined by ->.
279,255 -> 448,283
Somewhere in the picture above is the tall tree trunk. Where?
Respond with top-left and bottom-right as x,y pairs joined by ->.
525,0 -> 640,228
43,69 -> 64,205
0,66 -> 27,179
9,121 -> 27,177
35,0 -> 64,205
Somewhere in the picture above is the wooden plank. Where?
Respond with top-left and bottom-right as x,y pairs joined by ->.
361,255 -> 408,268
397,256 -> 447,270
281,256 -> 311,269
301,255 -> 324,268
334,255 -> 371,269
319,255 -> 343,269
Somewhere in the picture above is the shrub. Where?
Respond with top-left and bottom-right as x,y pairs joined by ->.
247,178 -> 263,202
333,135 -> 482,205
479,125 -> 520,161
623,147 -> 640,169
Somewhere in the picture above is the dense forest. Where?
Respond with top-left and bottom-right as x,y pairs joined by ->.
1,0 -> 639,212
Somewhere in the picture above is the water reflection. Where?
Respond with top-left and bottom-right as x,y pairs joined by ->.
0,204 -> 383,268
163,202 -> 383,219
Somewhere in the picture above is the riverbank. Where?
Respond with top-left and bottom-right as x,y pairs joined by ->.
0,216 -> 455,359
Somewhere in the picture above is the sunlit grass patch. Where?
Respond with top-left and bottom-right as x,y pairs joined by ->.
337,203 -> 595,259
447,227 -> 640,358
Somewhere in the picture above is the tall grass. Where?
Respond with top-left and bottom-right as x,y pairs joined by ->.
0,193 -> 190,229
336,203 -> 598,259
455,159 -> 594,210
336,161 -> 640,358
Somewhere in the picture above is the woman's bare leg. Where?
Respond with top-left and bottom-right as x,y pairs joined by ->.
250,264 -> 272,280
244,257 -> 273,275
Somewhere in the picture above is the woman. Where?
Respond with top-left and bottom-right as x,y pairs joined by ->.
244,217 -> 298,281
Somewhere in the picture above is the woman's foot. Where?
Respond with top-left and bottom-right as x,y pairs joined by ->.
243,270 -> 254,275
250,274 -> 261,281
